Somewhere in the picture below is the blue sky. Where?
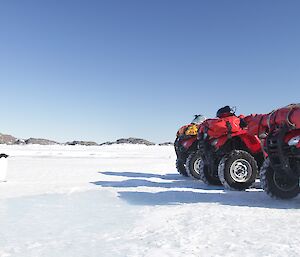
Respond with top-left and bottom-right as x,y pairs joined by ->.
0,0 -> 299,143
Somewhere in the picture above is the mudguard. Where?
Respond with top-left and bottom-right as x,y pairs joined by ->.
181,137 -> 197,150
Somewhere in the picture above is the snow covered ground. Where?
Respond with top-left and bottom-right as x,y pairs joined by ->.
0,144 -> 299,257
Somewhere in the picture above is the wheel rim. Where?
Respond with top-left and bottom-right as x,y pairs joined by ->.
273,173 -> 299,192
193,158 -> 202,175
229,159 -> 252,183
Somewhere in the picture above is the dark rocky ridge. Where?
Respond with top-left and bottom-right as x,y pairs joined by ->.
100,137 -> 155,146
66,141 -> 98,146
25,138 -> 60,145
159,142 -> 174,146
0,133 -> 167,146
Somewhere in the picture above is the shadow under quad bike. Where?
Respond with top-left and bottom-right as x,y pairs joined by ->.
174,115 -> 206,177
247,104 -> 300,199
188,106 -> 264,190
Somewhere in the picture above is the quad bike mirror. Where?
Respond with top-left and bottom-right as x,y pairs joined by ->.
192,115 -> 206,124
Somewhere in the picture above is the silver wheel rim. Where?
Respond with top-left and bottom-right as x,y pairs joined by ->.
193,158 -> 202,175
229,159 -> 252,183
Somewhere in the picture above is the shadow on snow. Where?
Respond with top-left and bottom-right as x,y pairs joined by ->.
91,171 -> 300,209
94,171 -> 223,190
100,171 -> 186,180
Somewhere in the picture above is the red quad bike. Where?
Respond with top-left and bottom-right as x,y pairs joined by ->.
246,104 -> 300,199
174,115 -> 206,177
188,106 -> 264,190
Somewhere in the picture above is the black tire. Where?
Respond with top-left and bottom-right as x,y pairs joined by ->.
260,158 -> 300,199
176,159 -> 188,177
218,150 -> 257,191
186,151 -> 203,180
197,153 -> 221,185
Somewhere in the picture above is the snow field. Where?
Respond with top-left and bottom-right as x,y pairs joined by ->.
0,144 -> 299,257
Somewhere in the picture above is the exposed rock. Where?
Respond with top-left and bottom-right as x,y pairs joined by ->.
100,137 -> 155,146
0,133 -> 18,145
14,139 -> 26,145
159,142 -> 174,146
25,138 -> 60,145
66,141 -> 98,146
0,132 -> 159,146
116,138 -> 155,145
99,141 -> 113,146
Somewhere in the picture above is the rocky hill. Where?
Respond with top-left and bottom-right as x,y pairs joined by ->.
0,133 -> 18,145
100,137 -> 155,146
66,141 -> 98,146
0,133 -> 60,145
25,138 -> 60,145
0,133 -> 166,146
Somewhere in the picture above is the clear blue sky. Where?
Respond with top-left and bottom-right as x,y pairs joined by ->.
0,0 -> 299,143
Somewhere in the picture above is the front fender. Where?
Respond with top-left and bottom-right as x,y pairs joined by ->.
240,134 -> 262,154
182,137 -> 197,150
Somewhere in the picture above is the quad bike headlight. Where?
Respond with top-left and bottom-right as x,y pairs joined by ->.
211,139 -> 218,147
288,136 -> 300,146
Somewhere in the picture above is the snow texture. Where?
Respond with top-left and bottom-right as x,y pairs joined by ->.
0,144 -> 299,257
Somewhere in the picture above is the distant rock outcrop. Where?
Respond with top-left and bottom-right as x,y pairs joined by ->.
116,138 -> 155,145
159,142 -> 174,146
100,137 -> 155,146
66,141 -> 98,146
0,133 -> 18,145
14,139 -> 26,145
25,138 -> 60,145
1,132 -> 168,146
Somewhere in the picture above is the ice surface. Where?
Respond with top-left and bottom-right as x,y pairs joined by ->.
0,191 -> 139,257
0,144 -> 299,257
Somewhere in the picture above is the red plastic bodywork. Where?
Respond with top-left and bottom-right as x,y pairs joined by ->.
213,130 -> 261,154
182,137 -> 197,150
197,114 -> 263,154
